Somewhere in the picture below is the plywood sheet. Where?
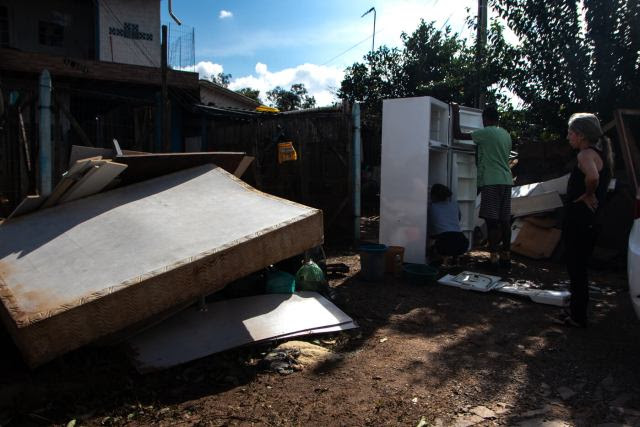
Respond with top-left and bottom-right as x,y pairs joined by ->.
58,161 -> 127,203
115,152 -> 248,186
0,165 -> 323,367
7,196 -> 44,220
128,291 -> 354,372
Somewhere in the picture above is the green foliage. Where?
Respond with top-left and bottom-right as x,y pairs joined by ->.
338,20 -> 514,113
492,0 -> 640,132
340,2 -> 639,142
235,87 -> 262,104
266,83 -> 316,111
210,72 -> 232,88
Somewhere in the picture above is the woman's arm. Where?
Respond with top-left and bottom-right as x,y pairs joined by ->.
574,149 -> 601,211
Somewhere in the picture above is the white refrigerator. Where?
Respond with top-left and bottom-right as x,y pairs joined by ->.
379,96 -> 483,264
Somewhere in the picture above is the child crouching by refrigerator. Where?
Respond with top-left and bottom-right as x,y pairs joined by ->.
428,184 -> 469,267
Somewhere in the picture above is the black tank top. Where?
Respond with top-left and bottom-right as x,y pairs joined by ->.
565,146 -> 610,225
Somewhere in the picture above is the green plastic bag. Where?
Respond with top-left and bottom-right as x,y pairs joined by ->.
295,260 -> 325,292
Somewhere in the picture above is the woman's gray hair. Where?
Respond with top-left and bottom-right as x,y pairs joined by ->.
568,112 -> 614,174
568,113 -> 603,144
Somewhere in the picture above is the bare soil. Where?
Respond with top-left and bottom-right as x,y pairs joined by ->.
1,219 -> 639,426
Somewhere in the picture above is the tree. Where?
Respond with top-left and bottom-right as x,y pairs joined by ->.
492,0 -> 640,134
210,72 -> 232,88
235,88 -> 262,104
338,20 -> 514,112
266,83 -> 316,111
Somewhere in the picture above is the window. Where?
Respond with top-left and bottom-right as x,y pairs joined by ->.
0,6 -> 9,48
39,20 -> 64,47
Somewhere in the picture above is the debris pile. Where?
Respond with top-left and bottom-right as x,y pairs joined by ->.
0,147 -> 330,368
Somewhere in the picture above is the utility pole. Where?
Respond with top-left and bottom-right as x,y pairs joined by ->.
476,0 -> 488,109
161,25 -> 170,152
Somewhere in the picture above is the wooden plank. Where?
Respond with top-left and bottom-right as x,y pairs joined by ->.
69,146 -> 113,167
615,110 -> 640,194
6,195 -> 44,220
54,97 -> 94,148
68,145 -> 148,167
59,162 -> 127,203
233,156 -> 255,178
17,109 -> 31,171
41,178 -> 76,209
43,156 -> 108,208
116,152 -> 247,185
0,48 -> 199,89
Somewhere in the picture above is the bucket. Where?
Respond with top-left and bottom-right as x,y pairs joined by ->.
403,263 -> 439,285
359,243 -> 388,282
385,246 -> 405,274
265,270 -> 296,294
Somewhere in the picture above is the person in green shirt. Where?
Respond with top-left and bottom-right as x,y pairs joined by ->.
452,104 -> 513,269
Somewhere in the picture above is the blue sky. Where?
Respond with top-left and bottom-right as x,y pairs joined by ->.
161,0 -> 485,106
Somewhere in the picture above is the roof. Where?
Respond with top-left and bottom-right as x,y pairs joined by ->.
199,80 -> 262,109
0,48 -> 199,90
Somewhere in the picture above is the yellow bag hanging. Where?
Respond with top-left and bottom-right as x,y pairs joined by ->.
278,141 -> 298,164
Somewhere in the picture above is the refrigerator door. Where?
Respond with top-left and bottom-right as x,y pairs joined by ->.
451,105 -> 483,149
449,149 -> 478,249
428,97 -> 451,148
380,97 -> 432,264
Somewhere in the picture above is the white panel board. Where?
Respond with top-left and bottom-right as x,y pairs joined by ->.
128,292 -> 354,372
511,191 -> 563,217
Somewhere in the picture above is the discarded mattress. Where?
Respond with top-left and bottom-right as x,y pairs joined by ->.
0,164 -> 323,367
128,291 -> 357,372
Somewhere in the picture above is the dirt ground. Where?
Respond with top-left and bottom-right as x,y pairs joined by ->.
1,219 -> 639,427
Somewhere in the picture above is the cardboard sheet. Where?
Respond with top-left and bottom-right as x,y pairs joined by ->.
511,221 -> 562,259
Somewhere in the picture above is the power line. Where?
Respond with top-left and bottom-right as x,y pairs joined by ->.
321,0 -> 455,67
321,32 -> 378,66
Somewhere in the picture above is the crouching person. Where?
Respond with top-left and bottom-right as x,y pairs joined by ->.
428,184 -> 469,267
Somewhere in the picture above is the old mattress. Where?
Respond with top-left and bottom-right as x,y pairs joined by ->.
0,164 -> 323,367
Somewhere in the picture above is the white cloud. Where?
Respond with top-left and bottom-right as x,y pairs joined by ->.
228,63 -> 345,107
191,60 -> 224,80
219,10 -> 233,19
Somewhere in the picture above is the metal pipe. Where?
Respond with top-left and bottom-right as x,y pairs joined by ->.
352,102 -> 361,242
361,7 -> 376,53
168,0 -> 182,25
39,70 -> 52,196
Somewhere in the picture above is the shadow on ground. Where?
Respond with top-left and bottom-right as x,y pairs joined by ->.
0,220 -> 638,425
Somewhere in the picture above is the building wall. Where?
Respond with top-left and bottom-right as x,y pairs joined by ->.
0,0 -> 95,58
98,0 -> 160,67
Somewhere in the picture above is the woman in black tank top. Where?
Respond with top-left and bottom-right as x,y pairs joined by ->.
555,113 -> 613,328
